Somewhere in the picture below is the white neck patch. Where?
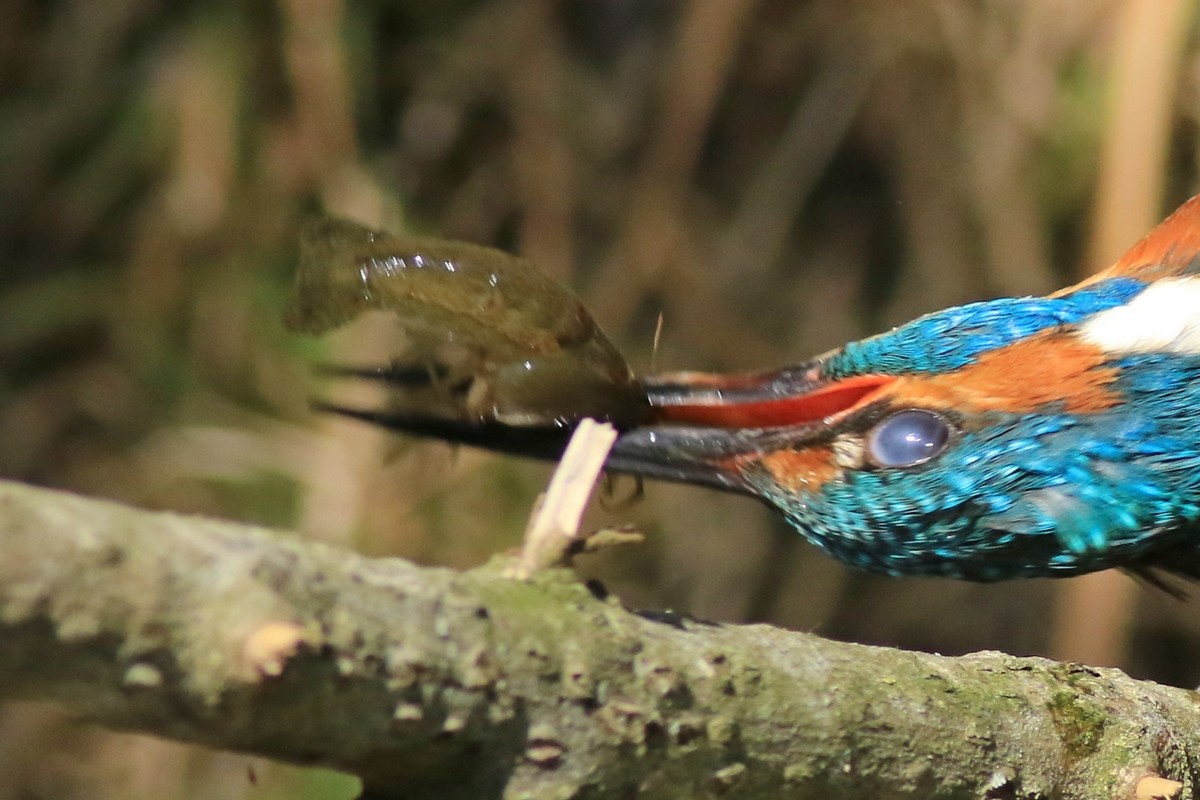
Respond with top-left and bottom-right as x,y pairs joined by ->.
1078,277 -> 1200,355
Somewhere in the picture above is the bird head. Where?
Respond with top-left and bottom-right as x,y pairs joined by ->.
617,197 -> 1200,580
296,196 -> 1200,582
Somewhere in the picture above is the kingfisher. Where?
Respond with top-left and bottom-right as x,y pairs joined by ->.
287,196 -> 1200,584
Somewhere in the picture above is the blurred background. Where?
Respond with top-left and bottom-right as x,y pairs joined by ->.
2,0 -> 1199,797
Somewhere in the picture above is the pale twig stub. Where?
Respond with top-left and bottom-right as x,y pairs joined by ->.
1136,776 -> 1183,800
508,418 -> 618,578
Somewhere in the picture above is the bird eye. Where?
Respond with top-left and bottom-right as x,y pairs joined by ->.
866,409 -> 951,468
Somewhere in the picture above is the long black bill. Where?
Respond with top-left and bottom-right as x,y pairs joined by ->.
310,358 -> 881,500
312,401 -> 574,461
313,401 -> 758,497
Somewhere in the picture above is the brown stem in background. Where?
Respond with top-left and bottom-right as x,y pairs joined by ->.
506,0 -> 577,281
280,0 -> 357,181
589,0 -> 763,331
713,50 -> 877,286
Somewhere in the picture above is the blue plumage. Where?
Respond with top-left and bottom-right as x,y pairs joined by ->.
752,353 -> 1200,579
825,277 -> 1146,377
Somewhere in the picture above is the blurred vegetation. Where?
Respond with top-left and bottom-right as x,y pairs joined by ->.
2,0 -> 1200,797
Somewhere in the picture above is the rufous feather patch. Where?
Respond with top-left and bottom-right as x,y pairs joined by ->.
742,446 -> 840,493
1065,195 -> 1200,292
885,331 -> 1120,415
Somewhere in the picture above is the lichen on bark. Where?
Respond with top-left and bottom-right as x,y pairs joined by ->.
0,479 -> 1195,799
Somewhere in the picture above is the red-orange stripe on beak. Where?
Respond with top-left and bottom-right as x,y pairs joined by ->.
654,374 -> 893,428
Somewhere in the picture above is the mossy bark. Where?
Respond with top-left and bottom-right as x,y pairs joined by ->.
0,479 -> 1195,799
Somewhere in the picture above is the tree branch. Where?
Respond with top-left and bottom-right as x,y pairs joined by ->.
0,478 -> 1193,799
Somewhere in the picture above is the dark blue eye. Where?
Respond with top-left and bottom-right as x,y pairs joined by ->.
867,409 -> 951,468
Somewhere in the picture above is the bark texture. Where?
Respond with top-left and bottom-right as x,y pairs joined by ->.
0,479 -> 1195,799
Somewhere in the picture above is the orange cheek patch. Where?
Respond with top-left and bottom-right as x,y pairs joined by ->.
887,332 -> 1120,415
744,446 -> 841,494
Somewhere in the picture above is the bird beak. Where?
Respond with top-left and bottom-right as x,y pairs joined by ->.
603,367 -> 896,496
605,424 -> 763,496
310,356 -> 894,499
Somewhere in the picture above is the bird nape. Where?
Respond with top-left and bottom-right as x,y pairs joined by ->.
287,196 -> 1200,586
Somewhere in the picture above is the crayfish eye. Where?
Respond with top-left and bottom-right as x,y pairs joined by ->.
866,409 -> 951,468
